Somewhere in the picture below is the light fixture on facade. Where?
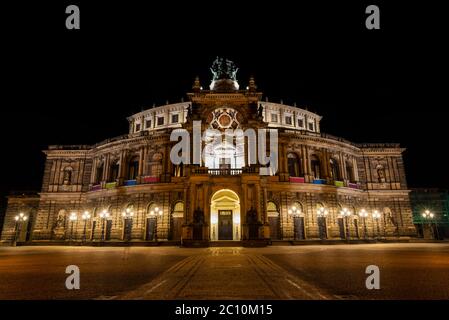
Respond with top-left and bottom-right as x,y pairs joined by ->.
122,207 -> 134,218
359,208 -> 369,218
340,207 -> 351,217
289,205 -> 301,217
100,210 -> 110,219
317,207 -> 329,217
150,206 -> 161,217
82,211 -> 91,220
69,212 -> 78,221
14,212 -> 28,222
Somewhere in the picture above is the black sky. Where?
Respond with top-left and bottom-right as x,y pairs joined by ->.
1,1 -> 447,218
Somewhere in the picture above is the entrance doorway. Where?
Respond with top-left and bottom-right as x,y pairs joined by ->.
218,210 -> 233,240
210,189 -> 241,241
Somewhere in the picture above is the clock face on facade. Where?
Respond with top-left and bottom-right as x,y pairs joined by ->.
209,108 -> 240,130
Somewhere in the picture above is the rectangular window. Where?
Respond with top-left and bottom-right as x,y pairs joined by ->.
157,116 -> 164,126
135,123 -> 141,132
298,118 -> 304,128
145,119 -> 151,129
271,114 -> 278,123
171,114 -> 179,123
308,122 -> 314,131
285,116 -> 292,125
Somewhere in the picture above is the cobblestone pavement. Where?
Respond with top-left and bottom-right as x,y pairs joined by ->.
117,247 -> 331,300
1,244 -> 448,299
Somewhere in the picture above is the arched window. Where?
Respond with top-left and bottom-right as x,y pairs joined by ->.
330,158 -> 341,180
127,156 -> 139,180
287,153 -> 302,177
63,167 -> 73,185
267,201 -> 279,217
170,201 -> 184,241
173,202 -> 184,214
267,201 -> 281,240
345,160 -> 355,183
109,160 -> 120,182
310,155 -> 321,179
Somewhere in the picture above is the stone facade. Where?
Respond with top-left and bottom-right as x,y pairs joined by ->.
0,62 -> 417,245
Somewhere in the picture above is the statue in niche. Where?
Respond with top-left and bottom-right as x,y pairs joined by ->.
193,207 -> 204,224
246,207 -> 258,224
192,207 -> 205,241
246,207 -> 260,240
54,210 -> 66,229
63,168 -> 72,185
377,165 -> 386,183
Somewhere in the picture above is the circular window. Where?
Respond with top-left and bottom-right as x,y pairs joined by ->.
209,108 -> 241,130
218,114 -> 232,127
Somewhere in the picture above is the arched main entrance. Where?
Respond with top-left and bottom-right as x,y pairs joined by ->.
210,189 -> 241,241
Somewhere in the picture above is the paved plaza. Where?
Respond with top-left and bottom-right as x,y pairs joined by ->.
0,243 -> 448,299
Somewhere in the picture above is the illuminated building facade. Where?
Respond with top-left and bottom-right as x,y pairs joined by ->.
1,59 -> 417,245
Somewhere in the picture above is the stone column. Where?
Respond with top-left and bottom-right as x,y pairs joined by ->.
301,145 -> 308,178
322,150 -> 329,181
138,147 -> 144,178
353,157 -> 359,182
90,158 -> 97,185
279,142 -> 289,181
339,152 -> 346,182
140,115 -> 145,131
102,154 -> 110,183
118,150 -> 127,185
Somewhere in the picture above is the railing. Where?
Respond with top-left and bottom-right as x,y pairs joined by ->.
191,166 -> 261,176
208,169 -> 243,176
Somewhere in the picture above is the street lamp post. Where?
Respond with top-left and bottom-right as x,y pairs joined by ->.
359,209 -> 369,239
372,210 -> 381,240
288,206 -> 301,240
99,210 -> 110,241
149,207 -> 162,241
69,212 -> 78,242
340,207 -> 352,241
13,213 -> 28,246
81,211 -> 91,243
422,209 -> 435,239
316,207 -> 329,239
122,208 -> 134,241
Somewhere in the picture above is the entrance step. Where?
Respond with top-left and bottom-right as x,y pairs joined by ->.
210,241 -> 242,247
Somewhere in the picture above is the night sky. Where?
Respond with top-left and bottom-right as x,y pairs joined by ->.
1,2 -> 447,221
